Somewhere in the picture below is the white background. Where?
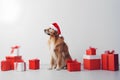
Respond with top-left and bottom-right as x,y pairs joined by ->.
0,0 -> 120,64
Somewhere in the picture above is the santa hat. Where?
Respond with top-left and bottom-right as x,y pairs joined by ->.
50,22 -> 61,35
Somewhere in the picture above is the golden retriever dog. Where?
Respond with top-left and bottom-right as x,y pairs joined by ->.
44,23 -> 72,70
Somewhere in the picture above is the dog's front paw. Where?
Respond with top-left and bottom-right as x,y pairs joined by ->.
62,66 -> 67,70
48,67 -> 53,70
55,67 -> 61,71
55,68 -> 61,71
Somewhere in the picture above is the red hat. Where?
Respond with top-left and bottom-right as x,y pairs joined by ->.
50,23 -> 61,35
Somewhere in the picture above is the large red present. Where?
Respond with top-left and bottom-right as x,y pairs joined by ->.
29,59 -> 40,70
6,56 -> 22,70
101,50 -> 119,71
1,60 -> 11,71
86,47 -> 97,55
67,60 -> 81,72
83,55 -> 101,70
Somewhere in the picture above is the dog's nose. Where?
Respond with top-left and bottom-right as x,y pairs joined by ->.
44,29 -> 46,32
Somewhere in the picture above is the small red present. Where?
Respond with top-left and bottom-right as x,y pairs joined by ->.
83,55 -> 101,70
108,54 -> 119,71
86,47 -> 97,55
101,50 -> 119,71
67,59 -> 81,72
29,59 -> 40,70
1,60 -> 11,71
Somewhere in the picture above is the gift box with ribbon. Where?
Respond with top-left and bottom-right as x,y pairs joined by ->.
1,60 -> 11,71
67,59 -> 81,72
29,59 -> 40,70
101,50 -> 119,71
86,47 -> 97,55
83,55 -> 101,70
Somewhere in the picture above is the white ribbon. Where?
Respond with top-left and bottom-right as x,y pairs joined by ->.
14,62 -> 26,71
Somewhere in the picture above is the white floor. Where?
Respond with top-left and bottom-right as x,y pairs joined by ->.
0,64 -> 120,80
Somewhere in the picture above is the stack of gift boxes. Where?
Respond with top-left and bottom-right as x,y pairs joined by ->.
1,45 -> 26,71
101,50 -> 119,71
83,47 -> 101,70
1,45 -> 40,71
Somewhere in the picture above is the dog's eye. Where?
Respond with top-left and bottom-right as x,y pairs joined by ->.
49,29 -> 53,32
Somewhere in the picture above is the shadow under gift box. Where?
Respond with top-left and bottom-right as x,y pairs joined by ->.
83,55 -> 101,70
1,60 -> 11,71
67,60 -> 81,72
6,56 -> 22,70
29,59 -> 40,70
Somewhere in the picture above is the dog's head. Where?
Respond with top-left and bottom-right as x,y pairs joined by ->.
44,27 -> 59,37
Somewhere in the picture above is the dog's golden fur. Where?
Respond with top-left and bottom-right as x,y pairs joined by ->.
44,27 -> 72,70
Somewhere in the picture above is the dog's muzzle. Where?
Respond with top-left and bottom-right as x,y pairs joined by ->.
44,29 -> 50,35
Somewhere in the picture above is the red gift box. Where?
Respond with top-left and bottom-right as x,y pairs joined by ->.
29,59 -> 40,70
1,60 -> 11,71
86,47 -> 96,55
83,55 -> 101,70
6,56 -> 22,70
101,50 -> 119,71
67,60 -> 81,72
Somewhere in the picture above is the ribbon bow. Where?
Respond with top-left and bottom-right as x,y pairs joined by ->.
105,50 -> 115,54
11,45 -> 20,55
